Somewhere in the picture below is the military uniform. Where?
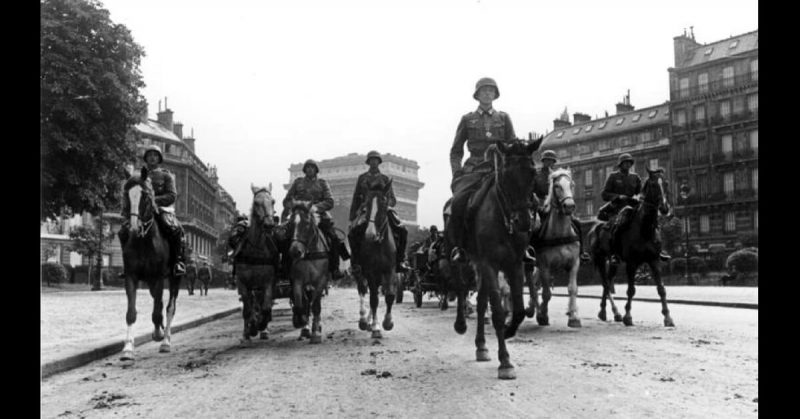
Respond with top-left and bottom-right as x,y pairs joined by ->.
283,159 -> 348,278
448,78 -> 517,258
348,151 -> 409,273
119,145 -> 187,276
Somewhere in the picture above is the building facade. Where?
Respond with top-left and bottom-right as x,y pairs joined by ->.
539,98 -> 672,222
668,29 -> 758,250
284,152 -> 425,230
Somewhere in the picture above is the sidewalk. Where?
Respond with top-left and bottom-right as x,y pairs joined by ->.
548,285 -> 758,309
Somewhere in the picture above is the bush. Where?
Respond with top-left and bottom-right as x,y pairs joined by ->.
726,249 -> 758,274
42,263 -> 67,285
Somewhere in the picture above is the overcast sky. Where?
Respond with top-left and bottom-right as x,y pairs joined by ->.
98,0 -> 757,229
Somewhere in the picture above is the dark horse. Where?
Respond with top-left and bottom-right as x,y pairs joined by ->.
288,199 -> 329,344
587,168 -> 675,327
120,171 -> 180,361
353,180 -> 398,339
233,184 -> 278,342
452,138 -> 542,380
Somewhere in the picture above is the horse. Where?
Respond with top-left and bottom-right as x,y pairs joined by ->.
185,263 -> 198,295
527,168 -> 583,328
119,171 -> 180,361
288,199 -> 330,344
452,138 -> 542,380
352,179 -> 398,339
587,168 -> 675,327
197,263 -> 212,296
232,184 -> 279,342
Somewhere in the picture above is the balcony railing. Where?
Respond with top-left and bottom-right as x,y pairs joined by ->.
672,71 -> 758,100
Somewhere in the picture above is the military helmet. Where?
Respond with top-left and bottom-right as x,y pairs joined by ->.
365,150 -> 383,165
540,150 -> 557,163
429,225 -> 439,233
618,153 -> 634,167
302,159 -> 319,173
473,77 -> 500,100
141,145 -> 163,164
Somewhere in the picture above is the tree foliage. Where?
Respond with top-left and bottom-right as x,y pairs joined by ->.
68,223 -> 111,259
41,0 -> 147,220
659,216 -> 684,255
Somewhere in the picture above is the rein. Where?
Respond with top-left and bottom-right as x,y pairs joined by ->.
492,151 -> 530,235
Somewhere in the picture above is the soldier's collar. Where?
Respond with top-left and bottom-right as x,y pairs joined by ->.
477,106 -> 495,116
368,168 -> 381,174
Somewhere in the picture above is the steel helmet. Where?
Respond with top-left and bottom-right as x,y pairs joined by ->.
302,159 -> 319,173
618,153 -> 634,167
540,150 -> 557,163
141,145 -> 163,164
365,151 -> 383,165
429,225 -> 439,233
473,77 -> 500,100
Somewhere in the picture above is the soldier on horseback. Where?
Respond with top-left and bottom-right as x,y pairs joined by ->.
281,159 -> 349,280
447,77 -> 535,264
348,151 -> 411,275
532,150 -> 591,262
597,153 -> 671,264
119,145 -> 187,277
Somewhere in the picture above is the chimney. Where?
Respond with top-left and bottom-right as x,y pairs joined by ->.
173,122 -> 183,139
673,29 -> 701,67
184,133 -> 195,153
615,91 -> 635,114
573,112 -> 591,125
156,97 -> 173,130
553,119 -> 571,130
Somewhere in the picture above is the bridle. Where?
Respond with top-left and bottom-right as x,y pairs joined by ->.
549,172 -> 575,215
492,148 -> 534,235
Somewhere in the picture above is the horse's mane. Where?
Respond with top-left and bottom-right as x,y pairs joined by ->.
542,168 -> 572,211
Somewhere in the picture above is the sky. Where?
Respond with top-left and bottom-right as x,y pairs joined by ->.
97,0 -> 758,229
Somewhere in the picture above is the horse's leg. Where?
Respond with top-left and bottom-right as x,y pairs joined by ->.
160,274 -> 181,353
369,281 -> 382,339
524,266 -> 537,318
358,273 -> 369,331
148,279 -> 165,342
236,275 -> 252,342
453,263 -> 468,334
260,268 -> 275,340
504,264 -> 527,339
310,290 -> 323,344
566,249 -> 582,328
292,272 -> 308,330
474,270 -> 490,362
622,262 -> 637,326
382,292 -> 395,331
607,260 -> 623,322
650,260 -> 675,327
537,266 -> 552,326
120,276 -> 138,361
597,258 -> 609,321
480,265 -> 515,380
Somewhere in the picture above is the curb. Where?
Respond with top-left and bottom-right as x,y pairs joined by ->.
41,307 -> 241,379
549,293 -> 757,310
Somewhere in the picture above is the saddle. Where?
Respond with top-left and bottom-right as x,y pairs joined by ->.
464,174 -> 495,229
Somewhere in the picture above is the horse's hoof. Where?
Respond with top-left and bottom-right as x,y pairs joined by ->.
476,349 -> 491,362
259,331 -> 269,340
525,307 -> 535,318
382,319 -> 394,331
536,316 -> 549,326
293,314 -> 305,329
568,318 -> 582,328
120,351 -> 134,362
614,314 -> 623,322
371,330 -> 382,339
358,319 -> 369,331
152,332 -> 164,342
440,300 -> 449,311
664,317 -> 675,327
310,335 -> 322,344
498,366 -> 517,380
159,343 -> 171,353
623,316 -> 633,327
598,311 -> 607,321
300,328 -> 311,339
454,320 -> 467,335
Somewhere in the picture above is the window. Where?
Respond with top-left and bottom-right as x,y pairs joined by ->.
696,173 -> 708,197
585,170 -> 593,187
573,128 -> 581,135
694,105 -> 705,122
754,210 -> 758,231
723,172 -> 735,194
679,78 -> 690,98
648,158 -> 659,171
599,121 -> 607,129
683,217 -> 691,234
722,66 -> 734,87
704,48 -> 713,56
752,168 -> 758,191
750,59 -> 758,81
698,73 -> 709,94
648,110 -> 658,118
585,125 -> 593,133
696,137 -> 708,160
641,131 -> 652,142
616,117 -> 625,126
724,212 -> 736,232
729,40 -> 739,49
700,215 -> 710,233
719,100 -> 731,118
750,130 -> 758,150
557,131 -> 564,138
747,94 -> 758,113
586,201 -> 594,216
721,134 -> 733,153
675,109 -> 686,126
632,113 -> 642,122
599,139 -> 609,150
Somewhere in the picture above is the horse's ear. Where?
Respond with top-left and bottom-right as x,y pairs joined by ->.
268,182 -> 273,193
526,135 -> 544,154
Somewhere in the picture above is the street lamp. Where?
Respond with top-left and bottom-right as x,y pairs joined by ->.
679,184 -> 692,283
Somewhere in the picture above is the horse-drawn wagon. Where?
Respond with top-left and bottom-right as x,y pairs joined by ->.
407,242 -> 450,309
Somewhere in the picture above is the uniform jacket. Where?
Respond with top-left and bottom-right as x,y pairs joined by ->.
532,166 -> 553,201
122,166 -> 176,218
349,169 -> 396,221
601,170 -> 642,202
450,106 -> 516,176
282,176 -> 334,218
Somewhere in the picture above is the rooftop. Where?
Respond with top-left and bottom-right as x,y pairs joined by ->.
542,103 -> 670,148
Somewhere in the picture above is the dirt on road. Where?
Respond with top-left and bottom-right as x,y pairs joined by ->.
41,287 -> 758,418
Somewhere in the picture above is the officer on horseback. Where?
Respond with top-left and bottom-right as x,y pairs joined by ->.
532,150 -> 591,262
119,145 -> 188,277
282,159 -> 349,280
448,77 -> 533,263
597,153 -> 670,264
348,150 -> 411,275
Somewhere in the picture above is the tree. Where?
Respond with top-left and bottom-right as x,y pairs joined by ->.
659,216 -> 684,255
41,0 -> 147,221
69,217 -> 114,289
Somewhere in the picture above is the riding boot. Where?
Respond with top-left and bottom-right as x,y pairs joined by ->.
173,235 -> 187,277
571,218 -> 591,262
654,229 -> 672,261
347,232 -> 361,275
393,225 -> 410,273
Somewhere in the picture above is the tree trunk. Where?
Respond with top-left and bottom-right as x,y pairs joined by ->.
91,215 -> 104,291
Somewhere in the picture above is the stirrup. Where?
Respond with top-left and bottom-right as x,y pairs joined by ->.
450,247 -> 465,262
580,252 -> 591,262
609,255 -> 621,265
396,261 -> 410,273
173,262 -> 186,277
659,252 -> 671,262
523,246 -> 536,264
